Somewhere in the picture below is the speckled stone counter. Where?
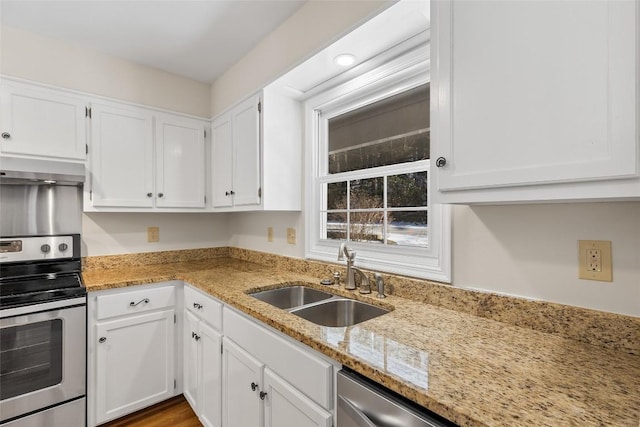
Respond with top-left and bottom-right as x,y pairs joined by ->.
83,256 -> 640,427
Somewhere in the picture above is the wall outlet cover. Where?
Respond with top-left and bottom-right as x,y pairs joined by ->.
267,227 -> 273,242
287,228 -> 296,245
578,240 -> 612,282
147,226 -> 160,243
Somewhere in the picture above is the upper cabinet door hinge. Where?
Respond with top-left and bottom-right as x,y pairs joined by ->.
204,129 -> 207,138
258,187 -> 262,198
174,379 -> 177,389
174,314 -> 177,324
85,107 -> 92,118
257,101 -> 262,114
89,190 -> 93,201
85,144 -> 88,155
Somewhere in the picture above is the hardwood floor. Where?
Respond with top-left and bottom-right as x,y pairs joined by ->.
102,396 -> 202,427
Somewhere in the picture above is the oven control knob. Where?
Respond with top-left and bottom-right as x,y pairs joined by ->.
58,243 -> 69,252
40,244 -> 51,253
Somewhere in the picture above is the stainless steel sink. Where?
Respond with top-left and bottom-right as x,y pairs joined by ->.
250,286 -> 334,309
291,299 -> 389,327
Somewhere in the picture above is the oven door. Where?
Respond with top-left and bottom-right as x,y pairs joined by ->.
0,298 -> 86,423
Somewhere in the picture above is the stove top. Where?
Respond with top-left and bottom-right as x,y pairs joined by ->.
0,234 -> 85,310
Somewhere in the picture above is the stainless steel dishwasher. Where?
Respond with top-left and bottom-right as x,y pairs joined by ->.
337,369 -> 457,427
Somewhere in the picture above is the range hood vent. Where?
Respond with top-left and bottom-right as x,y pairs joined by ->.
0,156 -> 85,185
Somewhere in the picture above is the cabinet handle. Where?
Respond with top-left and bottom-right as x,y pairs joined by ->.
98,337 -> 107,343
130,298 -> 149,307
157,192 -> 164,198
251,382 -> 258,391
193,302 -> 203,310
1,132 -> 10,139
194,334 -> 201,341
147,192 -> 153,197
435,157 -> 447,168
260,391 -> 268,400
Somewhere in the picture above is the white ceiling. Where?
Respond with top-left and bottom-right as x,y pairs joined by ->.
0,0 -> 306,83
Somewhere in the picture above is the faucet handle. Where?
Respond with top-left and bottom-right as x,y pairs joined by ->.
374,273 -> 385,298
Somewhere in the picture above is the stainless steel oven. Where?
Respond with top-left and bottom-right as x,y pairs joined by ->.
1,298 -> 86,426
1,158 -> 86,426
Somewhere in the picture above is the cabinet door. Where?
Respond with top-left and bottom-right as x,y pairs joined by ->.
211,112 -> 234,208
199,322 -> 222,427
0,81 -> 86,160
432,0 -> 638,192
263,369 -> 332,427
231,95 -> 261,207
155,114 -> 206,208
222,338 -> 263,427
183,310 -> 200,411
89,102 -> 154,207
95,309 -> 175,424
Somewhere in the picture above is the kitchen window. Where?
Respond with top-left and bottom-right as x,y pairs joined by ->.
305,48 -> 451,282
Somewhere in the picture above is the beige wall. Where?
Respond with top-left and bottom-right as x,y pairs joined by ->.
210,0 -> 389,116
1,25 -> 211,117
83,213 -> 231,257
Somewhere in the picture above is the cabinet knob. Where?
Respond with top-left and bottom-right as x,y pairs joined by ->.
260,391 -> 268,400
1,132 -> 10,139
251,382 -> 258,391
229,190 -> 235,195
157,192 -> 164,198
147,192 -> 153,197
99,337 -> 107,343
225,191 -> 230,196
435,157 -> 447,168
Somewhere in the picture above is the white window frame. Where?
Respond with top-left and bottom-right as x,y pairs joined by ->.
304,48 -> 451,282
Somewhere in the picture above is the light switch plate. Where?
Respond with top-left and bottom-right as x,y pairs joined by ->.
267,227 -> 273,242
578,240 -> 612,282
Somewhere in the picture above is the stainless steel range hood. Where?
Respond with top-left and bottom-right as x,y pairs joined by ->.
0,156 -> 85,185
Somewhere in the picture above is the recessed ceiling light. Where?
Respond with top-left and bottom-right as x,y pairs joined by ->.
334,53 -> 356,67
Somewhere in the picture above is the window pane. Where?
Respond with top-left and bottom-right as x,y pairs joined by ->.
350,211 -> 384,244
325,211 -> 347,241
387,211 -> 428,248
328,84 -> 430,174
388,172 -> 428,207
326,182 -> 347,210
350,177 -> 383,209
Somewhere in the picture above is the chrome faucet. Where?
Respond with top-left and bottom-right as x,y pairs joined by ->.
352,268 -> 371,294
337,243 -> 356,290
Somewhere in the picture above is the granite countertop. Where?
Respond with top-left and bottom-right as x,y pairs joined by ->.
83,257 -> 640,427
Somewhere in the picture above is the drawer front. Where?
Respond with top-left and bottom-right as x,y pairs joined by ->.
184,284 -> 222,330
224,307 -> 333,410
96,286 -> 175,320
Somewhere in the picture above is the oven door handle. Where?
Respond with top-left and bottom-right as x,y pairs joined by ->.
129,298 -> 150,307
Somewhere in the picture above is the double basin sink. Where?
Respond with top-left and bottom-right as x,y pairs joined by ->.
249,285 -> 390,327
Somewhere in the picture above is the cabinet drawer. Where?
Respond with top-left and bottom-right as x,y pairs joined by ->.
224,308 -> 333,410
184,284 -> 222,330
96,286 -> 175,320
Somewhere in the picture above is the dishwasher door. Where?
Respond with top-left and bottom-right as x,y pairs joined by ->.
337,370 -> 455,427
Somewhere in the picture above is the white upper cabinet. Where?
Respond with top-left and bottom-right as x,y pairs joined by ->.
86,100 -> 208,211
211,88 -> 302,211
155,114 -> 206,208
89,102 -> 154,208
0,79 -> 87,161
431,0 -> 640,203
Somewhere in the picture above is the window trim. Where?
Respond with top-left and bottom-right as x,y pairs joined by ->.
304,49 -> 451,283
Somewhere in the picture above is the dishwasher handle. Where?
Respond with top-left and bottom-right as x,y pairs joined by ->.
338,395 -> 378,427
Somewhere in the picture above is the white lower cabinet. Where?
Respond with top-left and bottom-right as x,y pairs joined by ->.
222,338 -> 264,427
88,283 -> 179,426
263,368 -> 332,427
183,285 -> 223,427
222,307 -> 333,427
